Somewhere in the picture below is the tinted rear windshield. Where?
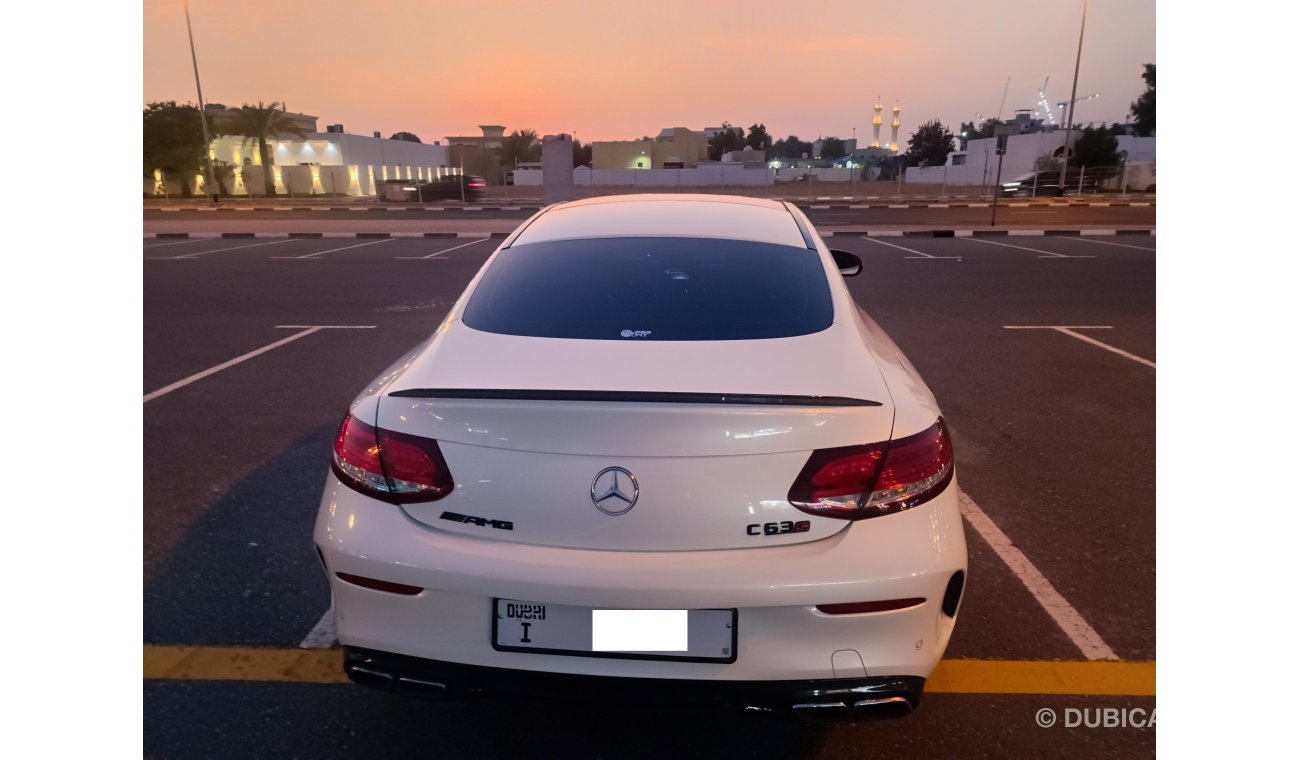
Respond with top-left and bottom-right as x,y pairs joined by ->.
462,237 -> 834,341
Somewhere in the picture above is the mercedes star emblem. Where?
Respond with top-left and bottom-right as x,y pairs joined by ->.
591,467 -> 639,515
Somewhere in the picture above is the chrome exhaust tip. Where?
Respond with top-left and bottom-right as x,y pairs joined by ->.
345,664 -> 395,691
853,696 -> 914,720
396,676 -> 448,700
792,702 -> 853,722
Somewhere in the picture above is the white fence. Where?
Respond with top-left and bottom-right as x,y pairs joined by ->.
516,167 -> 774,187
513,166 -> 876,187
906,161 -> 1155,191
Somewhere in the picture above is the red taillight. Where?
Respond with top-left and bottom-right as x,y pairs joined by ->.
331,414 -> 455,503
816,598 -> 926,614
788,418 -> 953,520
468,182 -> 486,188
336,572 -> 423,596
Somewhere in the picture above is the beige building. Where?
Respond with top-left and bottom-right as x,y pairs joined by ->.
592,127 -> 709,170
446,125 -> 509,151
202,104 -> 320,135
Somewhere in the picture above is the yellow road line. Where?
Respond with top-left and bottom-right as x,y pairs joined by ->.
927,659 -> 1154,696
143,646 -> 1154,696
145,645 -> 346,684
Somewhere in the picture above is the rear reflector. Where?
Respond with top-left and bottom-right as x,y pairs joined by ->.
788,418 -> 954,521
816,598 -> 926,615
941,571 -> 965,617
332,414 -> 455,504
336,572 -> 423,596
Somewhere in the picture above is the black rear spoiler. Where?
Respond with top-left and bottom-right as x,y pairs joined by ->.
387,389 -> 882,407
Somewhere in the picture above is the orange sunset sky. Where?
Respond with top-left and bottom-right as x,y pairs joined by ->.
143,0 -> 1155,144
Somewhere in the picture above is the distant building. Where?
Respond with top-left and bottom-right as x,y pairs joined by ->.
203,104 -> 320,135
720,147 -> 766,164
939,131 -> 1156,185
446,125 -> 509,151
592,127 -> 709,170
193,123 -> 453,197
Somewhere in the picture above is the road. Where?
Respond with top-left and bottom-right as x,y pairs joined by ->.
144,200 -> 1156,234
143,231 -> 1155,758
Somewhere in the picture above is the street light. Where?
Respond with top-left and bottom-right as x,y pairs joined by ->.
852,126 -> 857,199
184,0 -> 218,204
1059,0 -> 1089,191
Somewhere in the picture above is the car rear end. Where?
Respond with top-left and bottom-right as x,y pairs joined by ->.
314,196 -> 966,719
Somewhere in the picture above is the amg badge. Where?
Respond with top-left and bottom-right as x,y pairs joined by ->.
440,510 -> 514,531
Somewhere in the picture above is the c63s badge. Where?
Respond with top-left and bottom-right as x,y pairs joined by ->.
441,510 -> 513,531
747,520 -> 811,537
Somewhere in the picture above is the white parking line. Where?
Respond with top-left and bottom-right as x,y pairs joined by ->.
861,236 -> 961,260
171,239 -> 295,259
142,238 -> 207,249
300,606 -> 337,649
1070,237 -> 1157,252
958,493 -> 1117,660
1003,326 -> 1155,368
964,238 -> 1094,259
274,238 -> 396,259
396,237 -> 491,260
143,325 -> 376,403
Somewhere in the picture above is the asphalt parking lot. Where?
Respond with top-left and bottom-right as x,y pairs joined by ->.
144,231 -> 1155,758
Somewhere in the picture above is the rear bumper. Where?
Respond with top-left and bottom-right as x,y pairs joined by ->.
315,472 -> 967,683
343,646 -> 925,721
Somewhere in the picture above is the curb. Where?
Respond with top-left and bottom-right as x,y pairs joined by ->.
145,229 -> 1154,240
826,229 -> 1154,238
150,205 -> 543,213
145,200 -> 1152,213
143,232 -> 506,239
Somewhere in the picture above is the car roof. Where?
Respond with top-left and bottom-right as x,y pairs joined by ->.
513,194 -> 807,248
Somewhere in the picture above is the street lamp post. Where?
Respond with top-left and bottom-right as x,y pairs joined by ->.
1058,0 -> 1089,190
852,126 -> 857,200
184,0 -> 218,204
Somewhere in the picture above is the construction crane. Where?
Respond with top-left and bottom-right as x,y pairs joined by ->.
1057,92 -> 1100,125
1035,77 -> 1055,125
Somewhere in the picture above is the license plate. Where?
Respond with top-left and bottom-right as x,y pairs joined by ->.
492,598 -> 737,663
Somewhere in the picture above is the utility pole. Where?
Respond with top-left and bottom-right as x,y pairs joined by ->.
184,0 -> 218,203
852,126 -> 857,200
990,136 -> 1007,226
1059,0 -> 1089,190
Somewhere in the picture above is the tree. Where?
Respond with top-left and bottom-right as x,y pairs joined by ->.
707,122 -> 745,160
389,131 -> 422,143
903,119 -> 955,167
499,129 -> 541,167
958,119 -> 997,149
1069,126 -> 1119,168
1129,64 -> 1155,136
572,139 -> 593,168
225,101 -> 309,196
143,101 -> 219,196
770,134 -> 812,160
745,123 -> 773,151
820,136 -> 847,160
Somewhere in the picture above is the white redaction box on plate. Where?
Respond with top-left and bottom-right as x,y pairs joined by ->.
592,609 -> 688,651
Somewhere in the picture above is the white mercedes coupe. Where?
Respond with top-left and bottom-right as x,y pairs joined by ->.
314,195 -> 967,721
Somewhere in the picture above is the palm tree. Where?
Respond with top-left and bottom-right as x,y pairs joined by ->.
499,129 -> 540,169
226,101 -> 309,196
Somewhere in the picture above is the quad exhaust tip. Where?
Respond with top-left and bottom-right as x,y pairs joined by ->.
346,664 -> 448,700
793,696 -> 914,722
